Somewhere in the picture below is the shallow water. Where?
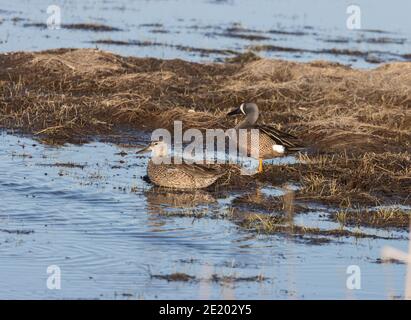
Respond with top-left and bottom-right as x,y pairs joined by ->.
0,131 -> 408,299
1,0 -> 411,67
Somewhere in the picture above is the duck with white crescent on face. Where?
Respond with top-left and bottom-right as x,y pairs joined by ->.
227,102 -> 304,173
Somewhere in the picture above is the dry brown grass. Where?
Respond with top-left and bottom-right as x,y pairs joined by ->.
0,48 -> 409,148
260,152 -> 411,206
332,207 -> 411,229
0,48 -> 410,207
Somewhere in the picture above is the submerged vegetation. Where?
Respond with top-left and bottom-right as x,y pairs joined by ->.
236,212 -> 397,241
151,272 -> 268,284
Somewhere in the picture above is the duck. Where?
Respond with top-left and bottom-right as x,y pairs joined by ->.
137,140 -> 225,189
227,102 -> 303,172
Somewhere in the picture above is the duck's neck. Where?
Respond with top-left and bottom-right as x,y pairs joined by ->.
235,113 -> 258,129
151,152 -> 171,165
152,144 -> 169,159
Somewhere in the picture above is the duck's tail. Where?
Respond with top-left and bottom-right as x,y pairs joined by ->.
259,125 -> 304,153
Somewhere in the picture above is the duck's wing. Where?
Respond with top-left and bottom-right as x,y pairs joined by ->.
258,125 -> 304,152
167,159 -> 225,178
180,163 -> 225,178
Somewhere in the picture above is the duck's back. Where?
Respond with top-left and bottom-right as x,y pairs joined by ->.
237,126 -> 302,159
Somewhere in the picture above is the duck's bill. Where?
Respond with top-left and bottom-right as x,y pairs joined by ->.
136,145 -> 150,154
227,107 -> 242,116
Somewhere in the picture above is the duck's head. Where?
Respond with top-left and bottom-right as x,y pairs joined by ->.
136,140 -> 168,157
227,102 -> 259,125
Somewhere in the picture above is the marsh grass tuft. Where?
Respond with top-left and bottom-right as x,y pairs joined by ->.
332,207 -> 410,229
259,152 -> 411,207
238,212 -> 399,240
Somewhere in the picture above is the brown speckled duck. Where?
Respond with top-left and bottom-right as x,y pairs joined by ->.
137,141 -> 225,189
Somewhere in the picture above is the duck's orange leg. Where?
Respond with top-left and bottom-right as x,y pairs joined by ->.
258,159 -> 263,173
